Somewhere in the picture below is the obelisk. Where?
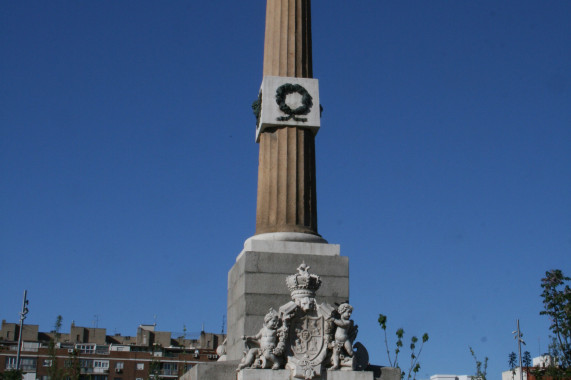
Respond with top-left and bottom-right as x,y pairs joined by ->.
226,0 -> 350,361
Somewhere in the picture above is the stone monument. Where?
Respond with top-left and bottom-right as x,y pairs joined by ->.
226,0 -> 350,363
182,1 -> 401,379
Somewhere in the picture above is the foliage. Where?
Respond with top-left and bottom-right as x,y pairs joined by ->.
527,337 -> 571,379
179,324 -> 188,377
66,348 -> 81,380
53,315 -> 62,337
378,314 -> 429,380
539,269 -> 571,369
148,344 -> 162,380
470,347 -> 488,380
47,315 -> 64,380
523,351 -> 532,368
508,351 -> 518,379
517,270 -> 571,380
0,370 -> 23,380
508,350 -> 532,380
527,347 -> 571,380
149,360 -> 161,380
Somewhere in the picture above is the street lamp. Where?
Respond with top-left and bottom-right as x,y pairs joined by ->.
512,319 -> 526,380
16,290 -> 29,371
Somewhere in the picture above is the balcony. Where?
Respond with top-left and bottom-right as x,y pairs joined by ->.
160,369 -> 179,377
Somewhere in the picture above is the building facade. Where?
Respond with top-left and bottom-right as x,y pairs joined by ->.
0,320 -> 225,380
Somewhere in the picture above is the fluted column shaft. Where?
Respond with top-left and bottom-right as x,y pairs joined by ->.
255,0 -> 319,236
262,0 -> 312,78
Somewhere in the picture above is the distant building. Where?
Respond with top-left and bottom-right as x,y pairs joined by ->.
431,374 -> 473,380
0,319 -> 225,380
501,355 -> 557,380
502,367 -> 528,380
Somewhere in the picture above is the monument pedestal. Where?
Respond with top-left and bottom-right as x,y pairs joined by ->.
180,361 -> 238,380
227,237 -> 349,361
238,368 -> 374,380
182,364 -> 401,380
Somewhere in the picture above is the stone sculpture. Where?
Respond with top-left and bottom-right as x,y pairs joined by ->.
236,262 -> 366,379
237,308 -> 285,370
215,338 -> 227,361
330,303 -> 358,370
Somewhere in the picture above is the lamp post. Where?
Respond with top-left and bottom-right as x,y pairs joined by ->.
513,319 -> 526,380
16,290 -> 29,371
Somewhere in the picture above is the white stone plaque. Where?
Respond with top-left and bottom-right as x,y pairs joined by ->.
256,76 -> 320,142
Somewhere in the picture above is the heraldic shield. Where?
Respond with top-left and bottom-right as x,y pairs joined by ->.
287,313 -> 329,379
290,314 -> 324,360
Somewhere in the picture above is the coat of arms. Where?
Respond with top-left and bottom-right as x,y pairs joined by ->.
236,262 -> 366,379
287,313 -> 327,379
290,315 -> 324,358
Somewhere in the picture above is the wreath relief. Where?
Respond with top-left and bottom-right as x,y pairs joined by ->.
275,83 -> 313,122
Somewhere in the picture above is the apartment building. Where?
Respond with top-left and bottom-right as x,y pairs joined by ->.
0,320 -> 225,380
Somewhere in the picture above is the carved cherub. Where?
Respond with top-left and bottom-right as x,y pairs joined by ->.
330,303 -> 358,370
237,309 -> 284,371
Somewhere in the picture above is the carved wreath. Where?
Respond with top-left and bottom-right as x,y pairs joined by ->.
275,83 -> 313,122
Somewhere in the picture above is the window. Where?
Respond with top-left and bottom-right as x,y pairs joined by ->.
6,358 -> 37,371
136,378 -> 144,380
22,342 -> 40,352
136,363 -> 144,370
5,357 -> 16,370
94,360 -> 109,368
20,358 -> 37,371
115,362 -> 124,370
160,362 -> 178,376
76,344 -> 96,354
43,359 -> 53,367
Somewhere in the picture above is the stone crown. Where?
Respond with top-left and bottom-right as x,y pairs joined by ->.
286,262 -> 322,298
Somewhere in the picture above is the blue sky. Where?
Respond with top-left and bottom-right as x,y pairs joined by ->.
1,1 -> 570,378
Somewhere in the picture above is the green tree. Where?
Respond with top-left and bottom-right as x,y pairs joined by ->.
148,344 -> 162,380
0,370 -> 23,380
179,324 -> 188,377
47,315 -> 64,380
509,270 -> 571,380
378,314 -> 429,380
508,351 -> 518,380
539,269 -> 570,369
469,347 -> 488,380
66,348 -> 81,380
522,351 -> 531,368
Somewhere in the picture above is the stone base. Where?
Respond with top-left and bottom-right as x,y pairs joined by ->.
181,362 -> 400,380
238,369 -> 291,380
367,366 -> 402,380
227,239 -> 349,361
238,368 -> 374,380
179,361 -> 238,380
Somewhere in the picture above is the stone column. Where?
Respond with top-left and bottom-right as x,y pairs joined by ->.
226,0 -> 349,363
255,0 -> 320,239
